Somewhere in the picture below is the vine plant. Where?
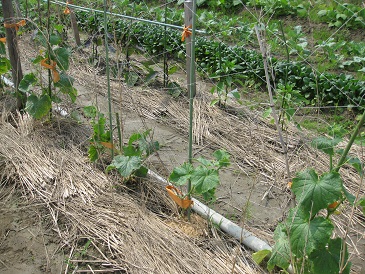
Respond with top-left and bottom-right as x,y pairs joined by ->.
254,112 -> 365,273
19,28 -> 76,119
169,149 -> 230,202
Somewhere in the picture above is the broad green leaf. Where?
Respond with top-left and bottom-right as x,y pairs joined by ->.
107,155 -> 142,177
292,169 -> 342,216
54,72 -> 74,88
201,187 -> 216,202
196,157 -> 214,167
123,145 -> 141,157
213,149 -> 230,167
267,223 -> 290,271
128,132 -> 143,145
310,238 -> 351,274
286,207 -> 333,257
31,55 -> 43,64
252,249 -> 271,265
139,139 -> 159,156
144,70 -> 158,83
210,99 -> 220,106
233,0 -> 242,5
311,136 -> 342,156
25,94 -> 52,119
88,145 -> 99,162
134,166 -> 148,178
169,162 -> 194,186
168,65 -> 178,74
191,166 -> 219,193
50,33 -> 62,46
19,73 -> 37,93
125,71 -> 139,87
54,24 -> 64,33
83,106 -> 97,118
317,10 -> 328,17
167,81 -> 183,98
346,157 -> 363,175
263,107 -> 272,119
53,47 -> 70,70
0,57 -> 11,74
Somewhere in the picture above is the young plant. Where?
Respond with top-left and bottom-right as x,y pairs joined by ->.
83,106 -> 112,162
169,149 -> 230,202
107,129 -> 159,180
19,29 -> 76,119
254,131 -> 365,273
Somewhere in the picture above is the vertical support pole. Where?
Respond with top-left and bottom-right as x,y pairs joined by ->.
184,0 -> 195,98
2,0 -> 25,109
103,0 -> 114,159
185,0 -> 197,220
68,1 -> 81,46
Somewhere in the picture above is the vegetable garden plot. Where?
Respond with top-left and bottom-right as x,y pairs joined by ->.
1,0 -> 365,272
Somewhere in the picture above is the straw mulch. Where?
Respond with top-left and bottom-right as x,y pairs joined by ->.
0,107 -> 260,273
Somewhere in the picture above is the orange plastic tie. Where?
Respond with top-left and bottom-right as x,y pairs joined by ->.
4,19 -> 26,31
0,37 -> 6,43
166,185 -> 193,209
64,1 -> 71,14
181,25 -> 192,42
41,58 -> 60,83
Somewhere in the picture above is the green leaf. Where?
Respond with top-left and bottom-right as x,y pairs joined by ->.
252,249 -> 271,265
168,65 -> 178,74
134,166 -> 148,177
311,136 -> 342,156
123,145 -> 141,157
287,207 -> 333,256
292,169 -> 342,216
53,47 -> 70,70
191,166 -> 219,193
25,94 -> 52,119
310,238 -> 351,274
343,186 -> 356,205
346,157 -> 363,176
263,107 -> 272,119
107,155 -> 142,177
169,162 -> 194,186
19,73 -> 37,93
0,57 -> 11,74
267,223 -> 291,271
213,149 -> 230,167
167,82 -> 183,98
54,72 -> 74,88
54,24 -> 64,33
50,33 -> 62,46
144,70 -> 158,83
88,145 -> 99,162
317,10 -> 328,17
83,106 -> 97,118
31,55 -> 43,64
125,71 -> 139,87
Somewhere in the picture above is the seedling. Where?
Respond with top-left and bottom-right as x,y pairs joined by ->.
169,149 -> 230,202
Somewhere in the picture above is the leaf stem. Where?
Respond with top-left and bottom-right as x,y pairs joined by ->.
334,108 -> 365,173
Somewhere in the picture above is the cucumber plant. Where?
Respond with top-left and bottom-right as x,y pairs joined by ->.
169,149 -> 230,202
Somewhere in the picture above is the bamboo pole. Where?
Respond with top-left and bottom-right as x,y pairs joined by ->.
255,26 -> 290,180
2,0 -> 25,109
68,0 -> 81,46
103,0 -> 114,159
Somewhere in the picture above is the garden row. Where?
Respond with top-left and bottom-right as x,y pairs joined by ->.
76,10 -> 365,111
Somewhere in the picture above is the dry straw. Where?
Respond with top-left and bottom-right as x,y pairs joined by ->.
0,100 -> 259,273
